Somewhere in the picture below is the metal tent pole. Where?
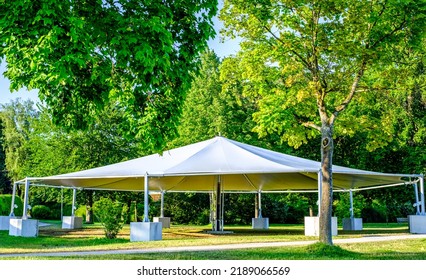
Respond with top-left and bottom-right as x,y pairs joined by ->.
9,182 -> 17,216
258,191 -> 262,218
22,179 -> 30,220
160,191 -> 165,218
317,171 -> 322,217
60,188 -> 64,220
216,177 -> 222,231
143,173 -> 150,222
414,183 -> 420,215
420,176 -> 425,216
71,188 -> 77,216
349,189 -> 354,219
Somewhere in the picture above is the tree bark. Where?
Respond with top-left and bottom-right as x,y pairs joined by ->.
319,123 -> 334,245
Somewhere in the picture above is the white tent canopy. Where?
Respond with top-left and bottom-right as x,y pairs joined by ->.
28,136 -> 419,192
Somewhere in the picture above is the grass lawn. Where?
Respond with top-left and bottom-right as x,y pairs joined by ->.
1,221 -> 425,260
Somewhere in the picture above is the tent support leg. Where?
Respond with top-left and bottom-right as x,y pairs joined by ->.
9,182 -> 17,216
258,191 -> 262,218
255,193 -> 259,218
414,183 -> 420,215
71,188 -> 77,217
215,180 -> 222,231
349,189 -> 354,219
22,179 -> 30,220
160,191 -> 165,218
420,176 -> 425,216
143,173 -> 150,222
317,171 -> 322,217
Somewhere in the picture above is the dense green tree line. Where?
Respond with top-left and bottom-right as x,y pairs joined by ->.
1,41 -> 425,224
0,44 -> 424,226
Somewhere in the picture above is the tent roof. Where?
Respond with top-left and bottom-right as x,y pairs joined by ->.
31,136 -> 415,192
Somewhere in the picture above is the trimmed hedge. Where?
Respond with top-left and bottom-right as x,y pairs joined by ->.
31,205 -> 51,219
0,194 -> 23,216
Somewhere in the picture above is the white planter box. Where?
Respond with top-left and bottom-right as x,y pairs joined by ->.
62,216 -> 83,229
252,217 -> 269,229
408,215 -> 426,234
130,222 -> 162,242
342,218 -> 363,231
304,216 -> 338,236
153,217 -> 171,228
9,219 -> 39,237
0,216 -> 11,230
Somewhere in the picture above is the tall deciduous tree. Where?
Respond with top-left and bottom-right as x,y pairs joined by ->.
220,0 -> 426,244
0,120 -> 11,194
173,49 -> 261,147
0,0 -> 217,151
0,99 -> 39,182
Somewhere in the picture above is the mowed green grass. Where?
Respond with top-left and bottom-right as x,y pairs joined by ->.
1,222 -> 426,260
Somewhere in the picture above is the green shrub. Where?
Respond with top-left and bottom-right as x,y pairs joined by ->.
31,205 -> 51,219
333,192 -> 366,219
0,194 -> 23,216
93,197 -> 128,239
75,205 -> 87,221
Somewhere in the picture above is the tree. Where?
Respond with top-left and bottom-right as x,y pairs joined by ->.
0,99 -> 144,221
221,0 -> 426,244
0,119 -> 11,194
0,99 -> 39,182
0,0 -> 218,151
93,197 -> 128,239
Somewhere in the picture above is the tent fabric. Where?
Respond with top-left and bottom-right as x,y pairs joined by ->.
32,136 -> 412,192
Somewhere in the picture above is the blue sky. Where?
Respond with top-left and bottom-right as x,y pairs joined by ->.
0,6 -> 240,105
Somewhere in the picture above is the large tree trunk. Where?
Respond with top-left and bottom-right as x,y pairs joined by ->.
319,123 -> 334,245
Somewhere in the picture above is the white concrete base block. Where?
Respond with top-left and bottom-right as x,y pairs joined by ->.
9,219 -> 39,237
130,222 -> 162,242
62,216 -> 83,229
408,215 -> 426,234
252,217 -> 269,229
153,217 -> 171,228
304,216 -> 338,236
342,218 -> 363,231
0,216 -> 11,230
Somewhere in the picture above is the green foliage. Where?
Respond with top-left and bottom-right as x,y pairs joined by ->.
220,0 -> 426,148
75,205 -> 87,220
0,119 -> 11,194
333,192 -> 366,219
0,100 -> 145,220
276,193 -> 313,224
224,194 -> 254,224
165,193 -> 210,225
0,194 -> 23,216
30,205 -> 51,220
0,0 -> 218,151
0,99 -> 39,181
93,197 -> 128,239
221,0 -> 426,244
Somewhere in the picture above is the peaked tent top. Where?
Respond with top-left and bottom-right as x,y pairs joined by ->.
30,136 -> 415,192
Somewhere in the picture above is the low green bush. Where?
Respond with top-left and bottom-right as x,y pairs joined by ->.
93,197 -> 128,239
31,205 -> 51,219
75,205 -> 87,220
